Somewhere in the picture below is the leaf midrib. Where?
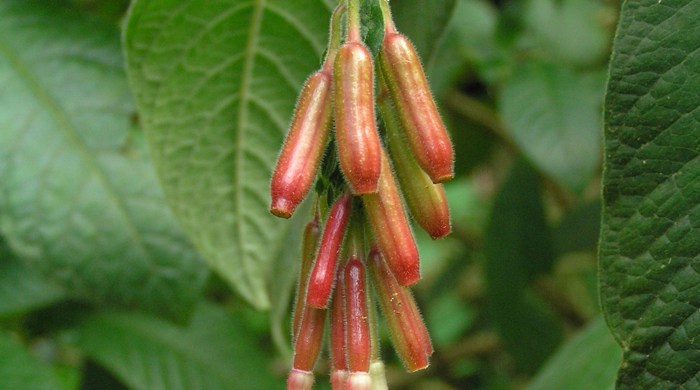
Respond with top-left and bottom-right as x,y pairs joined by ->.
0,32 -> 152,264
234,0 -> 266,302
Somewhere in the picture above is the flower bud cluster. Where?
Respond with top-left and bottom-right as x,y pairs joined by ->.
272,1 -> 454,389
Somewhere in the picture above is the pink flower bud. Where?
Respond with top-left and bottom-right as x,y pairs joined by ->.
334,42 -> 382,194
292,306 -> 327,373
368,247 -> 432,372
379,32 -> 454,183
271,70 -> 332,218
306,192 -> 353,308
378,81 -> 451,239
362,151 -> 420,285
330,264 -> 347,374
344,258 -> 371,374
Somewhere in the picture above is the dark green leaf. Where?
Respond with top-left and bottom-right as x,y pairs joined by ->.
0,332 -> 61,390
528,317 -> 621,390
484,159 -> 562,373
0,242 -> 65,317
124,0 -> 333,309
66,302 -> 280,390
553,200 -> 601,255
391,0 -> 456,62
601,1 -> 700,387
500,61 -> 605,192
522,0 -> 613,66
0,0 -> 206,320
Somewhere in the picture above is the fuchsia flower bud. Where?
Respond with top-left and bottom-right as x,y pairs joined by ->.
289,305 -> 327,388
306,192 -> 353,308
270,69 -> 332,218
330,265 -> 348,390
334,41 -> 382,195
344,258 -> 371,390
378,80 -> 451,239
368,247 -> 432,372
362,151 -> 421,286
379,30 -> 454,184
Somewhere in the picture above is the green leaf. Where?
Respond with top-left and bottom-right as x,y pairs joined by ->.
500,61 -> 605,193
484,159 -> 562,373
528,317 -> 622,390
0,332 -> 61,390
66,302 -> 280,390
124,0 -> 333,309
0,1 -> 206,319
522,0 -> 613,66
553,200 -> 601,255
0,241 -> 65,317
391,0 -> 456,62
600,1 -> 700,387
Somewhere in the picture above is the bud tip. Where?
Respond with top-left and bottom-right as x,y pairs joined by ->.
287,368 -> 314,390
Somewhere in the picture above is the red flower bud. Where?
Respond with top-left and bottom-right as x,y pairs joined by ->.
271,70 -> 333,218
362,151 -> 420,285
306,192 -> 353,308
292,216 -> 321,341
334,42 -> 382,195
344,258 -> 371,374
291,306 -> 327,373
378,82 -> 451,239
379,32 -> 454,183
330,264 -> 347,377
368,247 -> 432,372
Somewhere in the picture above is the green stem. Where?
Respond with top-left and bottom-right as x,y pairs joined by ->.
346,0 -> 361,42
346,200 -> 365,259
322,3 -> 346,71
378,0 -> 396,33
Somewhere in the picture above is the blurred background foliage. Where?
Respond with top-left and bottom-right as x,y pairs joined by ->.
0,0 -> 623,389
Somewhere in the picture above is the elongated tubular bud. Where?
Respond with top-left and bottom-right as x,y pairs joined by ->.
334,41 -> 382,195
291,305 -> 327,374
378,81 -> 451,239
368,247 -> 431,372
362,151 -> 420,285
306,192 -> 353,308
379,31 -> 454,183
344,258 -> 371,388
330,266 -> 348,390
292,216 -> 321,341
270,70 -> 332,218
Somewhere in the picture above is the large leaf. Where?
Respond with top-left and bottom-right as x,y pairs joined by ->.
0,332 -> 61,390
0,1 -> 206,319
67,302 -> 280,390
391,0 -> 456,62
600,1 -> 700,387
484,160 -> 563,373
522,0 -> 612,66
500,61 -> 605,193
528,317 -> 622,390
124,0 -> 333,309
0,241 -> 65,317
